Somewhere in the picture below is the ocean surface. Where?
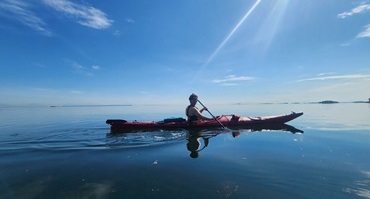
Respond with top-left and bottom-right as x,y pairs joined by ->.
0,103 -> 369,199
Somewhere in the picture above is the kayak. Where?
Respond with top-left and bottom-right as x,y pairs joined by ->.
106,123 -> 304,136
106,111 -> 303,133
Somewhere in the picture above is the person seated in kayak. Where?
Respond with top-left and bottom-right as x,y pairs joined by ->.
186,94 -> 212,122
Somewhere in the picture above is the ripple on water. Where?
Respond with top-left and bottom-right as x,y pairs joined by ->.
105,130 -> 188,149
217,181 -> 239,198
0,127 -> 188,152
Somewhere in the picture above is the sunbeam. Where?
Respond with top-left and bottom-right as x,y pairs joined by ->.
253,0 -> 290,53
202,0 -> 262,68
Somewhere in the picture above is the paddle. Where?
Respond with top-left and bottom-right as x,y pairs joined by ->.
197,99 -> 228,130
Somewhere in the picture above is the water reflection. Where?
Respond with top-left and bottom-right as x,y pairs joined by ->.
217,181 -> 239,198
343,170 -> 370,198
106,124 -> 303,158
186,129 -> 214,158
185,124 -> 303,158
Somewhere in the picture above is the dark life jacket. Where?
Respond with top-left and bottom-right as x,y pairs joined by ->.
186,105 -> 198,122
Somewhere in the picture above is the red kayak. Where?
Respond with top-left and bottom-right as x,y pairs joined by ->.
106,112 -> 303,133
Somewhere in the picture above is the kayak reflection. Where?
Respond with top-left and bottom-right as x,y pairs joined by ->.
186,124 -> 303,158
105,124 -> 303,153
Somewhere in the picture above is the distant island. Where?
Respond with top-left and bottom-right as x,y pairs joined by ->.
316,98 -> 370,104
318,100 -> 339,104
353,101 -> 370,104
352,97 -> 370,104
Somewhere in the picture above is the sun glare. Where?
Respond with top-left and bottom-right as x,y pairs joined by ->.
204,0 -> 263,67
254,0 -> 291,52
196,0 -> 291,77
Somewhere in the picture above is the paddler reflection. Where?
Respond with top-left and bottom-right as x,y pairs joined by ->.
186,131 -> 209,158
186,130 -> 240,158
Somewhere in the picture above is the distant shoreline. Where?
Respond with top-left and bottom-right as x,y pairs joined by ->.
233,101 -> 370,105
1,101 -> 369,108
0,104 -> 133,108
49,104 -> 133,108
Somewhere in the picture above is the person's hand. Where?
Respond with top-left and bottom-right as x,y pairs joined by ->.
202,107 -> 208,111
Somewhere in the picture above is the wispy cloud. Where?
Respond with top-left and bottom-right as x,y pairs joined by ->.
316,72 -> 336,76
337,4 -> 370,19
212,75 -> 255,86
357,24 -> 370,38
298,74 -> 370,82
338,3 -> 370,39
218,83 -> 239,86
113,30 -> 121,36
43,0 -> 113,29
31,87 -> 54,92
0,0 -> 113,35
125,18 -> 134,24
0,0 -> 51,36
340,42 -> 353,47
70,61 -> 101,76
69,90 -> 83,94
91,65 -> 100,70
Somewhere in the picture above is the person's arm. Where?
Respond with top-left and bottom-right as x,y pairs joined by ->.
190,107 -> 212,120
199,107 -> 208,113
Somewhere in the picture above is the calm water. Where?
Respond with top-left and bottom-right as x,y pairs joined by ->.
0,103 -> 369,199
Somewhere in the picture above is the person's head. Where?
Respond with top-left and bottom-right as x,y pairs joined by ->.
189,93 -> 198,105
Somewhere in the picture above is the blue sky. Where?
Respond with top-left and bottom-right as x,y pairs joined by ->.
0,0 -> 369,106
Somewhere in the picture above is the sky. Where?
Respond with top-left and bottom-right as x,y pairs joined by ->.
0,0 -> 370,106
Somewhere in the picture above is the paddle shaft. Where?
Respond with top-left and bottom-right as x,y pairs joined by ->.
197,99 -> 227,129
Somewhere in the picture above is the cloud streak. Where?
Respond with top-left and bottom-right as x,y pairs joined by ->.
70,61 -> 101,76
357,24 -> 370,38
298,74 -> 370,82
337,4 -> 370,18
0,0 -> 113,35
0,0 -> 51,36
212,75 -> 255,86
43,0 -> 113,29
338,4 -> 370,38
338,3 -> 370,38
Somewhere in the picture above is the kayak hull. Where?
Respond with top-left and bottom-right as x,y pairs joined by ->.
106,112 -> 303,133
